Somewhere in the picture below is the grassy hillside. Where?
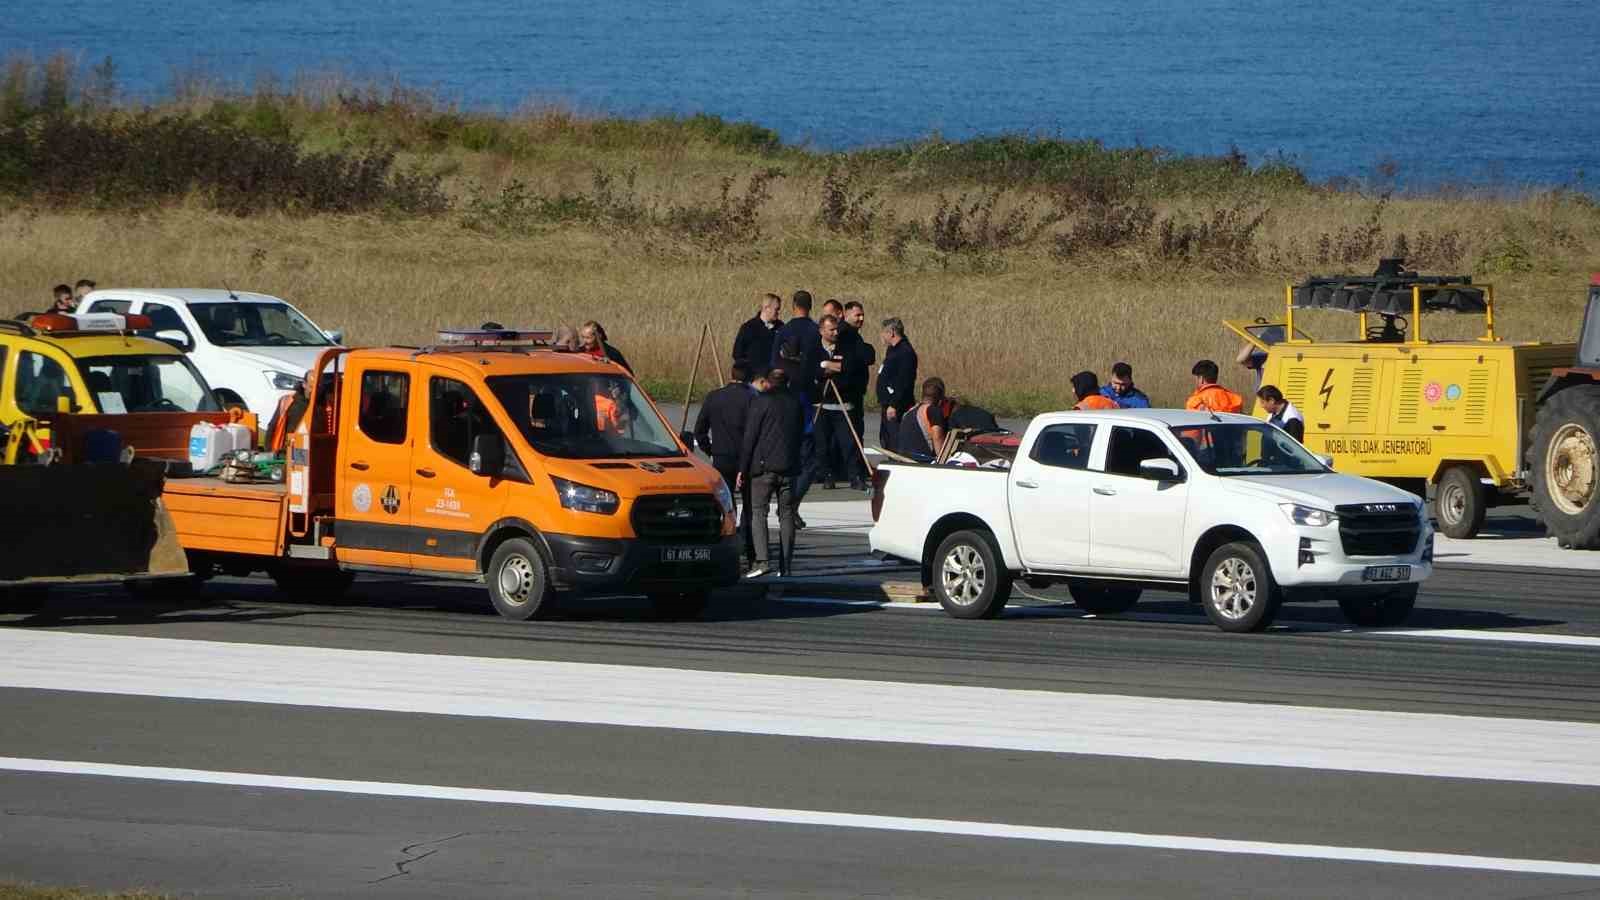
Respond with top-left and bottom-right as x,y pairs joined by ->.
4,54 -> 1597,412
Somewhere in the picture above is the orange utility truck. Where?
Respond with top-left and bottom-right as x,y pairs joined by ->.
161,329 -> 741,619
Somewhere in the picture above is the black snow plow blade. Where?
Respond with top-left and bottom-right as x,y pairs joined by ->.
0,459 -> 188,586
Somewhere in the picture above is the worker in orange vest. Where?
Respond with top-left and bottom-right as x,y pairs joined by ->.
1185,359 -> 1244,413
1071,371 -> 1120,410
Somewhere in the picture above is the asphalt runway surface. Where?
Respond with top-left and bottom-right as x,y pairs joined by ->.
3,507 -> 1600,898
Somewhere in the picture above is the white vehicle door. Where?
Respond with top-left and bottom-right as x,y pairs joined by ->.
1088,425 -> 1190,574
1008,422 -> 1098,570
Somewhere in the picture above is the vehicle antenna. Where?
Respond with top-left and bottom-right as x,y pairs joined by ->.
223,281 -> 239,301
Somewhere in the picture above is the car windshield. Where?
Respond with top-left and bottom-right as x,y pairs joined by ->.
187,302 -> 331,347
1171,423 -> 1327,476
76,354 -> 220,413
486,373 -> 682,459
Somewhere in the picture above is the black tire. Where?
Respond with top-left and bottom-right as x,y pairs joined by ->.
269,566 -> 355,600
1068,581 -> 1142,615
1,586 -> 49,614
1529,384 -> 1600,549
1198,541 -> 1281,633
1435,465 -> 1486,539
649,591 -> 711,620
486,537 -> 553,621
930,529 -> 1012,619
124,576 -> 206,603
1337,584 -> 1417,628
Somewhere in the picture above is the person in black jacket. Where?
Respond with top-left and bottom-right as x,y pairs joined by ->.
812,314 -> 869,491
579,321 -> 632,373
739,369 -> 803,578
839,301 -> 875,482
693,364 -> 756,561
769,291 -> 819,369
875,317 -> 917,451
731,293 -> 783,379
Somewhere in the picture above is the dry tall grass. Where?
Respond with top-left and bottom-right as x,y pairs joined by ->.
2,206 -> 1591,413
4,55 -> 1598,413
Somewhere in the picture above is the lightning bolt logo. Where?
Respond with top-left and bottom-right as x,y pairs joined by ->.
1318,369 -> 1335,410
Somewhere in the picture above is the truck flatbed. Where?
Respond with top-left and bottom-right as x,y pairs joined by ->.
162,476 -> 288,558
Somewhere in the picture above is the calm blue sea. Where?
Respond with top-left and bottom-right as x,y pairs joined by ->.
6,0 -> 1598,186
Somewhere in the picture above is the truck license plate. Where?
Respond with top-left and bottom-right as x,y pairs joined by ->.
1362,565 -> 1410,583
661,547 -> 712,563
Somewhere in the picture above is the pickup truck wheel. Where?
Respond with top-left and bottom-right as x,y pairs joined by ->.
1435,465 -> 1486,539
1068,582 -> 1142,615
1337,584 -> 1417,627
649,591 -> 710,620
488,537 -> 552,621
932,530 -> 1011,619
1200,542 -> 1280,633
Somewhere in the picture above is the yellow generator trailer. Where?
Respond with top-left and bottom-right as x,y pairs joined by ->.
1227,262 -> 1575,540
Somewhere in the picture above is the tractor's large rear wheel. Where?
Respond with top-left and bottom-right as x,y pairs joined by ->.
1530,384 -> 1600,549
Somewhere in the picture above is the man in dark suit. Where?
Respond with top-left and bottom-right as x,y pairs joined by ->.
693,363 -> 757,562
731,293 -> 782,380
812,314 -> 869,492
875,317 -> 917,452
739,369 -> 804,578
769,291 -> 819,370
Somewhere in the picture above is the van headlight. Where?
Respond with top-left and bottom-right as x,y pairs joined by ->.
265,371 -> 304,391
552,477 -> 620,515
1280,503 -> 1336,527
713,479 -> 735,515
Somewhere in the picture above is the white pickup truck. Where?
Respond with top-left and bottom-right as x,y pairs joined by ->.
869,409 -> 1433,632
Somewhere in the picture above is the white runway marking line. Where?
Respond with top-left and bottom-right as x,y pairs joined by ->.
3,630 -> 1600,787
1369,629 -> 1600,649
3,757 -> 1597,879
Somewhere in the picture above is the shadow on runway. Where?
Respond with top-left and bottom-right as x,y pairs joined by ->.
0,576 -> 878,630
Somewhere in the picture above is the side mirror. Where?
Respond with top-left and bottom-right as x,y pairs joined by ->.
469,431 -> 507,477
1138,458 -> 1182,481
1314,453 -> 1335,469
155,329 -> 193,352
324,328 -> 345,345
679,430 -> 697,451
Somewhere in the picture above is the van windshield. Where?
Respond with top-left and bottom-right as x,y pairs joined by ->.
1171,423 -> 1327,476
486,373 -> 682,459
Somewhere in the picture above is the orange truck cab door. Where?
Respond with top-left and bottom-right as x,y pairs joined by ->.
334,361 -> 417,571
407,369 -> 511,573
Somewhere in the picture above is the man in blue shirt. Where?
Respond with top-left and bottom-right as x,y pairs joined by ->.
1100,361 -> 1151,408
